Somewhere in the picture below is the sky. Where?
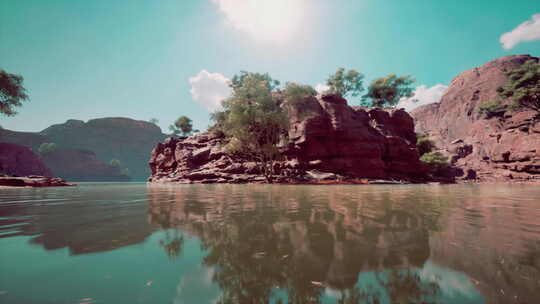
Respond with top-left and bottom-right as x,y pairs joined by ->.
1,0 -> 540,133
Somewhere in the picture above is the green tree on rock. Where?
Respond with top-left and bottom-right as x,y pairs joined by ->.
363,74 -> 415,108
38,142 -> 57,154
1,69 -> 29,116
211,72 -> 288,183
498,59 -> 540,112
325,68 -> 364,99
169,115 -> 195,137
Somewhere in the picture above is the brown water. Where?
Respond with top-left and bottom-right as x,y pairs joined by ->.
1,183 -> 539,303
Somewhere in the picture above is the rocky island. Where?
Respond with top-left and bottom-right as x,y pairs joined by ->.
149,94 -> 428,184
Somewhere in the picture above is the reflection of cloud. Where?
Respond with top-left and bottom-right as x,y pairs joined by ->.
500,13 -> 540,49
419,261 -> 480,300
175,265 -> 221,304
397,84 -> 448,112
188,70 -> 231,112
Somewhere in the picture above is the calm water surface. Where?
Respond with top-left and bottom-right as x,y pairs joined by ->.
1,183 -> 540,304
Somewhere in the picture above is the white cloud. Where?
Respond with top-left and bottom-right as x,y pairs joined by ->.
315,83 -> 330,94
212,0 -> 308,43
188,70 -> 232,112
397,84 -> 448,112
500,13 -> 540,49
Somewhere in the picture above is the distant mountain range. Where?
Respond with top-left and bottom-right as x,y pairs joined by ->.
0,117 -> 167,181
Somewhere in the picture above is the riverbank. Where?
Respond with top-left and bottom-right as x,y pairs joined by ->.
0,176 -> 74,187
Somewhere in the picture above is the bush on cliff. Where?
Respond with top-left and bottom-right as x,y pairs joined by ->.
420,152 -> 449,176
477,100 -> 507,118
38,142 -> 57,154
498,59 -> 540,112
211,72 -> 288,183
169,116 -> 195,137
416,133 -> 435,156
362,74 -> 415,108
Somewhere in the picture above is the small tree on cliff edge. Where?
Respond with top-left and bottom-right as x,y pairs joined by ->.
325,68 -> 364,100
169,116 -> 196,136
1,69 -> 29,116
363,74 -> 415,108
211,71 -> 288,183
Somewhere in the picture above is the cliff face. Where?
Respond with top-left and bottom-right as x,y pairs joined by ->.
0,142 -> 52,177
149,94 -> 426,183
1,117 -> 167,181
41,149 -> 130,182
412,55 -> 540,181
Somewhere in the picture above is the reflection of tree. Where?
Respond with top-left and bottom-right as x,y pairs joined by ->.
147,184 -> 447,303
160,231 -> 184,261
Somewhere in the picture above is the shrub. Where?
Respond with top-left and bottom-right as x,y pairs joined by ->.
498,59 -> 540,112
477,100 -> 507,118
362,74 -> 415,108
38,142 -> 57,154
416,133 -> 435,156
420,152 -> 449,171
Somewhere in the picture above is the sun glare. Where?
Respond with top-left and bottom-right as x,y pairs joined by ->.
213,0 -> 309,43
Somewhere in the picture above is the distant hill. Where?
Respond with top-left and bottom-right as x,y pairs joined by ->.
0,117 -> 167,181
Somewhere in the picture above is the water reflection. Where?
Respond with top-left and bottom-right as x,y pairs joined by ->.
147,184 -> 540,303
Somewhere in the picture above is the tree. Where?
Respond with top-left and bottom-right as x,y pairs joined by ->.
282,82 -> 317,105
169,115 -> 194,136
1,69 -> 29,116
211,72 -> 288,183
325,68 -> 364,99
416,133 -> 436,156
363,74 -> 415,108
498,59 -> 540,112
38,142 -> 57,154
149,118 -> 159,125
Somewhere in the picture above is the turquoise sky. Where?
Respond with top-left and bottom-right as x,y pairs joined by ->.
1,0 -> 540,132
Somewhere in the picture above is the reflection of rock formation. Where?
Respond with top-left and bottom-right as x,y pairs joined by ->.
147,184 -> 540,304
147,184 -> 444,302
0,186 -> 155,254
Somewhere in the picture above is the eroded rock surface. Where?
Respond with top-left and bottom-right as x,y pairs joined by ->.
412,55 -> 540,181
149,94 -> 426,183
0,142 -> 52,177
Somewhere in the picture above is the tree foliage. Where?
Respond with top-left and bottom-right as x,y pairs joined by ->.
282,82 -> 317,105
498,59 -> 540,112
211,72 -> 288,182
38,142 -> 57,154
169,115 -> 194,136
420,152 -> 449,175
325,68 -> 364,98
149,118 -> 159,125
416,133 -> 435,156
476,100 -> 507,118
363,74 -> 415,108
0,69 -> 29,116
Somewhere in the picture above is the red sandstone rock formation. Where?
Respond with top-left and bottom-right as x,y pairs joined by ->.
0,142 -> 52,177
149,94 -> 427,183
411,55 -> 540,181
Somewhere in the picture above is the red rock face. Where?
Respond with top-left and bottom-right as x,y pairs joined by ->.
0,142 -> 52,177
149,94 -> 426,183
411,55 -> 540,181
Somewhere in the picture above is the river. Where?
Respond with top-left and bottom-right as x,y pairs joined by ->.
1,183 -> 539,303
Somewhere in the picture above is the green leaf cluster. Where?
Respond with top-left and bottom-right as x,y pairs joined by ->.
416,133 -> 435,156
325,68 -> 364,98
362,74 -> 415,108
476,100 -> 507,118
498,59 -> 540,112
420,152 -> 449,169
169,115 -> 195,136
0,69 -> 29,116
38,142 -> 57,154
211,72 -> 289,182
